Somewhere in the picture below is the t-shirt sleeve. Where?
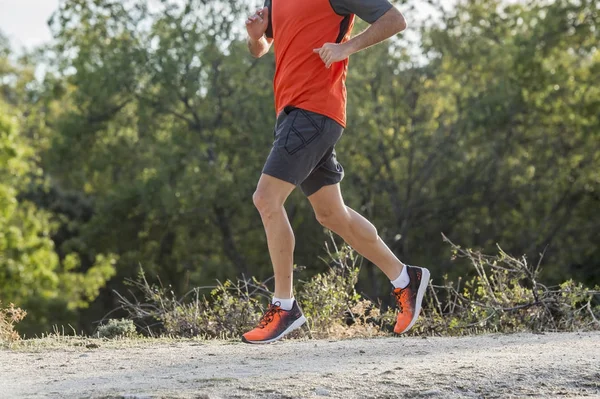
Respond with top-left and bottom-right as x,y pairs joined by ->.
264,0 -> 273,39
330,0 -> 394,24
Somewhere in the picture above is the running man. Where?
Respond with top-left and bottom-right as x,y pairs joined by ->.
242,0 -> 430,344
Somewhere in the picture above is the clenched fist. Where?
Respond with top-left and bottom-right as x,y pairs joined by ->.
313,42 -> 352,68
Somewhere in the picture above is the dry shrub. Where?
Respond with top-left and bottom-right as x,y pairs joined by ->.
112,235 -> 600,339
407,235 -> 600,336
114,238 -> 367,339
297,239 -> 362,338
115,270 -> 265,338
97,318 -> 137,339
0,302 -> 27,343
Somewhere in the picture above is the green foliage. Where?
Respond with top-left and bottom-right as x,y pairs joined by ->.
161,280 -> 264,338
345,0 -> 600,288
298,241 -> 362,337
96,318 -> 137,339
0,85 -> 116,334
42,0 -> 278,305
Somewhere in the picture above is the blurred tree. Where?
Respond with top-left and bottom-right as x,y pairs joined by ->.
44,0 -> 299,329
345,0 -> 600,288
0,92 -> 116,334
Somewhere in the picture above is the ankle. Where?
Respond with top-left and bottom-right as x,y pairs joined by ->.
391,264 -> 410,289
272,296 -> 295,311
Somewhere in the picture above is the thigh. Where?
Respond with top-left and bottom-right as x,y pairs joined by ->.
307,183 -> 346,217
255,173 -> 296,205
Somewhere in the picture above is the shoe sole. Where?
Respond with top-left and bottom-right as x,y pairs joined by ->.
401,267 -> 430,334
241,315 -> 307,344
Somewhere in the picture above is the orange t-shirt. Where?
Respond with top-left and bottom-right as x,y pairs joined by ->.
265,0 -> 393,128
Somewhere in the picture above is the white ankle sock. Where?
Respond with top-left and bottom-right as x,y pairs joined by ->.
272,296 -> 294,311
391,265 -> 410,289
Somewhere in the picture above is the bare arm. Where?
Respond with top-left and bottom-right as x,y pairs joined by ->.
314,7 -> 406,68
246,7 -> 273,58
345,7 -> 406,55
247,36 -> 273,58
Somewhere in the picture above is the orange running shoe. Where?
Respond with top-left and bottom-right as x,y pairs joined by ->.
392,265 -> 430,334
242,300 -> 307,344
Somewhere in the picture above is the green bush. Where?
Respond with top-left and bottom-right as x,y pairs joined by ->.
162,280 -> 264,338
297,241 -> 362,337
116,270 -> 265,338
97,318 -> 137,339
116,239 -> 368,339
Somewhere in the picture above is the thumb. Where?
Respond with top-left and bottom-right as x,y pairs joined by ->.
260,6 -> 269,17
313,48 -> 321,53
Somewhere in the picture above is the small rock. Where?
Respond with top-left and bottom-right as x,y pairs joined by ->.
315,387 -> 330,396
359,350 -> 365,354
86,343 -> 99,349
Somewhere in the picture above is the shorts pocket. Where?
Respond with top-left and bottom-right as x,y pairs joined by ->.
283,110 -> 326,155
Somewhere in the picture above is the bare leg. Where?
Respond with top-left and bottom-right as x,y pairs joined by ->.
308,184 -> 404,280
253,174 -> 296,299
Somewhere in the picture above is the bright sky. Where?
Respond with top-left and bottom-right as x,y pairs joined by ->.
0,0 -> 450,50
0,0 -> 60,48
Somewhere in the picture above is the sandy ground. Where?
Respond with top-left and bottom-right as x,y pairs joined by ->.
1,332 -> 599,399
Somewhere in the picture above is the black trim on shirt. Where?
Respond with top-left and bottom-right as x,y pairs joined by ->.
335,15 -> 352,43
264,0 -> 273,39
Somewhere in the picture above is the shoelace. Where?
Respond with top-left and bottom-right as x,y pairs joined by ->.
258,303 -> 283,329
393,289 -> 406,314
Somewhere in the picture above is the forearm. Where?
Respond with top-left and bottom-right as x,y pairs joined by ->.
345,8 -> 406,55
247,36 -> 271,58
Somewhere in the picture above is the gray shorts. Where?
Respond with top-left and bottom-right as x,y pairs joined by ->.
262,107 -> 344,197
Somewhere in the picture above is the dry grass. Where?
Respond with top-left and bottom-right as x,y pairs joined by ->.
407,235 -> 600,336
0,302 -> 26,344
3,236 -> 599,347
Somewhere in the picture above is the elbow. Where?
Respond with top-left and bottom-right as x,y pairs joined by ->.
390,8 -> 407,33
249,47 -> 266,58
396,14 -> 407,33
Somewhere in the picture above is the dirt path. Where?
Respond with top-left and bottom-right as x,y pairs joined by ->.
1,332 -> 599,399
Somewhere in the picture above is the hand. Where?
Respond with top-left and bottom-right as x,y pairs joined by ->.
245,7 -> 269,41
313,43 -> 351,68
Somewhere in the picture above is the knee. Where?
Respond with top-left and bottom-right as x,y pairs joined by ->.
315,207 -> 349,231
253,189 -> 280,218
